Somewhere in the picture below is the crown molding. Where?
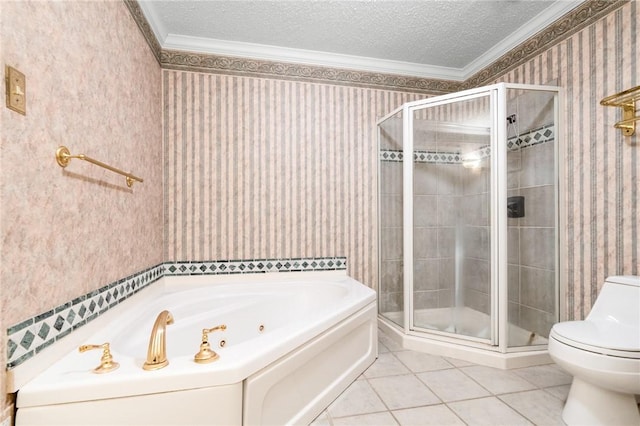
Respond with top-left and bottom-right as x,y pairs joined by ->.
160,1 -> 583,83
461,0 -> 584,80
463,0 -> 629,88
126,0 -> 628,94
160,49 -> 462,94
135,0 -> 168,46
163,34 -> 467,82
123,0 -> 162,62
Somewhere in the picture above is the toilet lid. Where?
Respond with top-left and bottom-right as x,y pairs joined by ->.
551,321 -> 640,359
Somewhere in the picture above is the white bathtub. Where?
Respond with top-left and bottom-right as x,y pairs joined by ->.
15,271 -> 378,425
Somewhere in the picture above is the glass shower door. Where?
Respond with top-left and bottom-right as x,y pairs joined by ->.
409,91 -> 495,343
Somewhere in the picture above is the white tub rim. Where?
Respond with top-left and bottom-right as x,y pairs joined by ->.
15,271 -> 376,408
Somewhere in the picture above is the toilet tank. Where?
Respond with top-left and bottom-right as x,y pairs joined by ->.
586,276 -> 640,326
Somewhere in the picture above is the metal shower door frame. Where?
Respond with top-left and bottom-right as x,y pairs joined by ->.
402,85 -> 499,347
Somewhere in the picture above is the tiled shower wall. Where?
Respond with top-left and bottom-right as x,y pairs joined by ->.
379,159 -> 467,317
506,91 -> 557,337
163,71 -> 430,286
413,161 -> 462,312
460,163 -> 491,316
507,139 -> 557,336
493,1 -> 638,319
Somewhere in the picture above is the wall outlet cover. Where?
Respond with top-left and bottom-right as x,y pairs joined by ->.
6,65 -> 26,115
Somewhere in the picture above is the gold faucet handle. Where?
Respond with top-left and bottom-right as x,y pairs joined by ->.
79,342 -> 120,374
194,324 -> 227,364
201,324 -> 227,342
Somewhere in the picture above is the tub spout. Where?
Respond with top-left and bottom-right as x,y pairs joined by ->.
143,310 -> 174,371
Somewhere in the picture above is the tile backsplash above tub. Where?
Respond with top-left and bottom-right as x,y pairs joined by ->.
6,257 -> 347,370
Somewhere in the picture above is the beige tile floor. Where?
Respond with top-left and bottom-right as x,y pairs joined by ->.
310,328 -> 574,426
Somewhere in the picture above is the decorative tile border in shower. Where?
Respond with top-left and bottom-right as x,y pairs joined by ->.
507,124 -> 554,151
379,150 -> 404,162
414,151 -> 461,164
464,124 -> 556,162
461,146 -> 492,165
6,256 -> 347,369
380,124 -> 554,164
380,150 -> 461,164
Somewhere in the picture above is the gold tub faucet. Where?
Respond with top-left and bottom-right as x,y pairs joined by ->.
143,310 -> 174,371
194,324 -> 227,364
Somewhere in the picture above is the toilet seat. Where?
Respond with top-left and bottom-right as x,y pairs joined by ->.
550,325 -> 640,359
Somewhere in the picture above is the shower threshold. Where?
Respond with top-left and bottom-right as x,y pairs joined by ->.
379,307 -> 551,369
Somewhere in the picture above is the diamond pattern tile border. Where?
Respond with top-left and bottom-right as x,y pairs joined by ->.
6,264 -> 165,369
6,257 -> 346,369
380,150 -> 461,164
379,124 -> 554,164
164,257 -> 346,276
510,124 -> 555,150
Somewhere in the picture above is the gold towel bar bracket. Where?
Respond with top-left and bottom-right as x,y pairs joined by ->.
600,85 -> 640,137
55,146 -> 144,187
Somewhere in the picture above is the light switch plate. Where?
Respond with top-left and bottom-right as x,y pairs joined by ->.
5,65 -> 26,115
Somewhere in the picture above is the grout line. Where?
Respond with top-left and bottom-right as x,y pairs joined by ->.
494,392 -> 552,426
322,337 -> 571,426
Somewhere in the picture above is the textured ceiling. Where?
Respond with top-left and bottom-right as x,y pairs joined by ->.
140,0 -> 584,80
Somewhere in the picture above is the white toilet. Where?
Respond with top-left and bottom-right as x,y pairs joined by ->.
549,275 -> 640,426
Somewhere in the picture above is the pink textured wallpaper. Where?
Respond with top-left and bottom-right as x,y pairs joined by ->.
0,0 -> 162,416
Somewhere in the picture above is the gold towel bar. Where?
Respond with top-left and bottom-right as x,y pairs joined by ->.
600,85 -> 640,137
55,146 -> 144,187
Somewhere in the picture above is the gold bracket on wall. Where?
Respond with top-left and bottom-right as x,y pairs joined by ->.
600,85 -> 640,137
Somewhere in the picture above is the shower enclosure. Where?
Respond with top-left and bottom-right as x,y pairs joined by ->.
378,83 -> 563,368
